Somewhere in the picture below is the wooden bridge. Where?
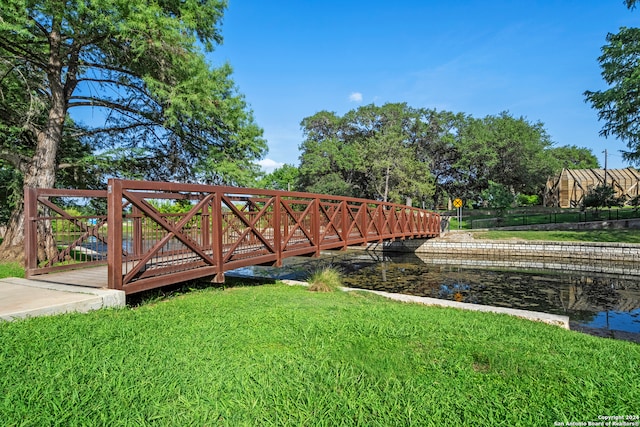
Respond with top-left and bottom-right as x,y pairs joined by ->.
24,179 -> 441,295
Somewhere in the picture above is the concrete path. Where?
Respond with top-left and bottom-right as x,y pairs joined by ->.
0,277 -> 125,321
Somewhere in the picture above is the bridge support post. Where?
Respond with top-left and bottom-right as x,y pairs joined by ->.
24,187 -> 37,278
212,190 -> 225,283
107,179 -> 124,290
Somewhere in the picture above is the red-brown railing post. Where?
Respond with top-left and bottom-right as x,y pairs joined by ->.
341,200 -> 348,250
273,195 -> 282,267
360,203 -> 368,243
312,197 -> 321,256
24,187 -> 38,278
212,191 -> 225,283
107,179 -> 124,290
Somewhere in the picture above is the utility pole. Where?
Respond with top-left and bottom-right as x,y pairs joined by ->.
603,149 -> 608,186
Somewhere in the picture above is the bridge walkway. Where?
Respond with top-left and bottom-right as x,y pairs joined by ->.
23,179 -> 441,295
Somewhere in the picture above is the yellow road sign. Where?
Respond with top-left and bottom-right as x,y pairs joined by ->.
453,198 -> 463,208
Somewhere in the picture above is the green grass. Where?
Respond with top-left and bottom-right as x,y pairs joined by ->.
1,284 -> 638,426
473,229 -> 640,243
449,207 -> 640,230
0,261 -> 24,279
307,267 -> 342,292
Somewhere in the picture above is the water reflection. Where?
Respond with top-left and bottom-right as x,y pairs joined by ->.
228,250 -> 640,342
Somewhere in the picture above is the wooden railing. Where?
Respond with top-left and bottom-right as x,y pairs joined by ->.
24,179 -> 441,294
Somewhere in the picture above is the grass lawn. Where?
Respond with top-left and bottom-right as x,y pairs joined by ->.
0,261 -> 24,279
1,284 -> 639,426
472,229 -> 640,243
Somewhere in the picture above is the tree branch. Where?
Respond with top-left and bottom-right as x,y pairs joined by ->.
68,98 -> 159,120
0,149 -> 31,174
75,77 -> 152,98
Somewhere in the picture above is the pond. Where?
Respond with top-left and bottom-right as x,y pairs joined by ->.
228,250 -> 640,343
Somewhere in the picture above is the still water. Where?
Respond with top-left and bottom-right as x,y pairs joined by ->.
228,250 -> 640,343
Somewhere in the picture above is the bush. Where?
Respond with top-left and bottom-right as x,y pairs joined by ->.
582,185 -> 625,212
516,194 -> 540,206
480,181 -> 514,216
307,268 -> 342,292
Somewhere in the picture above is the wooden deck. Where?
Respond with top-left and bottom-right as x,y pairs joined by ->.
30,266 -> 108,289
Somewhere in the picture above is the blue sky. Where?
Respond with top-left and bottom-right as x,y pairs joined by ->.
211,0 -> 638,173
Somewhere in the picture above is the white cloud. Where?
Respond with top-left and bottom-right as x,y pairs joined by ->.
349,92 -> 363,102
257,158 -> 285,173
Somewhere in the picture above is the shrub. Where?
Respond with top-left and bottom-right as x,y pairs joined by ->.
516,194 -> 540,206
307,268 -> 342,292
582,184 -> 625,213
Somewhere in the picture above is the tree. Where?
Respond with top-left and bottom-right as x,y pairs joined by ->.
0,0 -> 266,260
480,181 -> 515,216
413,110 -> 468,207
344,103 -> 433,203
298,104 -> 434,205
455,112 -> 555,197
547,145 -> 600,170
584,1 -> 640,163
257,164 -> 300,191
298,111 -> 367,197
582,184 -> 625,213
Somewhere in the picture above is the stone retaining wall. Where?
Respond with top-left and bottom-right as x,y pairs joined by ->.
365,238 -> 640,263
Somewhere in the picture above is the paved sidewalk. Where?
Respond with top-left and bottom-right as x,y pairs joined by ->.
0,277 -> 125,321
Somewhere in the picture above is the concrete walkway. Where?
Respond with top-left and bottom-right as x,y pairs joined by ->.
0,277 -> 125,321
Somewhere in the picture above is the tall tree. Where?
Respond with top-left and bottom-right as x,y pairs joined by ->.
584,1 -> 640,163
298,104 -> 434,205
257,164 -> 300,191
455,112 -> 555,196
547,145 -> 600,170
0,0 -> 266,260
412,110 -> 467,207
347,103 -> 433,203
298,111 -> 366,197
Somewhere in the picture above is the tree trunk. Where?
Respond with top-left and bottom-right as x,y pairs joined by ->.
0,107 -> 65,264
0,205 -> 26,262
0,138 -> 60,263
0,18 -> 67,264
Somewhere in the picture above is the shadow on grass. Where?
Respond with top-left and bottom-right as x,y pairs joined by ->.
126,275 -> 278,307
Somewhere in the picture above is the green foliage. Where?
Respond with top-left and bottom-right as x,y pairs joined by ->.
584,15 -> 640,164
148,199 -> 195,214
582,185 -> 625,212
480,181 -> 515,214
0,0 -> 266,184
298,106 -> 565,207
257,164 -> 300,191
456,112 -> 555,196
0,261 -> 25,278
298,111 -> 366,197
307,268 -> 342,292
0,285 -> 638,425
516,193 -> 540,206
547,145 -> 600,170
298,104 -> 435,203
0,162 -> 21,225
